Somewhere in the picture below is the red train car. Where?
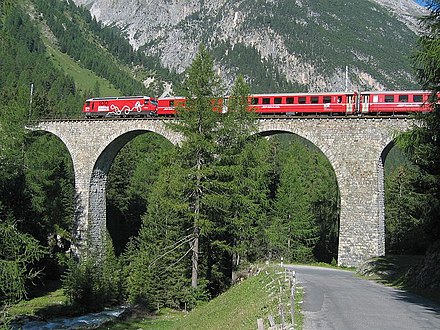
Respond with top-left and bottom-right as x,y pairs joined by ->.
156,97 -> 186,116
83,96 -> 158,117
360,91 -> 432,114
248,92 -> 357,115
157,97 -> 225,115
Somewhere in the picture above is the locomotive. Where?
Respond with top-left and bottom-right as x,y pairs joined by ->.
82,90 -> 434,118
83,95 -> 158,118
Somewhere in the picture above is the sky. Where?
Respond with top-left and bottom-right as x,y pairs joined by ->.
414,0 -> 433,7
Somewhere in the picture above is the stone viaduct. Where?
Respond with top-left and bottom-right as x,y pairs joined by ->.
28,117 -> 413,267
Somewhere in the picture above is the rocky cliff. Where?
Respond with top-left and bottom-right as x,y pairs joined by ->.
71,0 -> 427,92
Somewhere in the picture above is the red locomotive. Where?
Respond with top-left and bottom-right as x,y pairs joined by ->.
83,96 -> 158,117
83,91 -> 435,118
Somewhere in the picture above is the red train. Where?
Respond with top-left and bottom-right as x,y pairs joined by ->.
156,96 -> 186,116
83,96 -> 158,117
359,91 -> 432,114
83,91 -> 434,118
248,92 -> 357,115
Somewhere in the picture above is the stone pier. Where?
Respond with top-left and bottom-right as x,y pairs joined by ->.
29,117 -> 412,267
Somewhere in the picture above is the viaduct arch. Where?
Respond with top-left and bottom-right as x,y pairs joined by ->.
28,117 -> 412,267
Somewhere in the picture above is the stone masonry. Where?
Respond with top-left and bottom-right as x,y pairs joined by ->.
29,117 -> 413,267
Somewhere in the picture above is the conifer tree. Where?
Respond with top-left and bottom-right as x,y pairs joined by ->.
169,45 -> 223,289
269,146 -> 318,262
390,0 -> 440,287
398,0 -> 440,245
125,149 -> 193,308
0,216 -> 46,305
213,75 -> 271,281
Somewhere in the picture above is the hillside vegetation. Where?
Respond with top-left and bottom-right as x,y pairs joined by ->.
73,0 -> 423,92
1,0 -> 439,328
0,1 -> 338,322
102,266 -> 303,330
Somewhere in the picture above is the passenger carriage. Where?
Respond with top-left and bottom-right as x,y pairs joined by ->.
248,92 -> 358,115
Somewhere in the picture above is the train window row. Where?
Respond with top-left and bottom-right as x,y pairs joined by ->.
382,94 -> 423,103
251,95 -> 344,105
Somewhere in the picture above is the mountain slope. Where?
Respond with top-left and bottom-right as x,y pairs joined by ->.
72,0 -> 426,92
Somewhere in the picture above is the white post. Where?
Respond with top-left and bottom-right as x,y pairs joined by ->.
29,83 -> 34,119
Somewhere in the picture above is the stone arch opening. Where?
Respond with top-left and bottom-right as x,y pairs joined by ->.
23,130 -> 75,275
89,130 -> 175,255
381,140 -> 427,255
256,129 -> 341,263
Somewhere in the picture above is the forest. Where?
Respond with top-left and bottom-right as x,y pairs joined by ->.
1,0 -> 439,326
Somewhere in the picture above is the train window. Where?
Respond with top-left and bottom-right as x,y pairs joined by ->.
170,101 -> 174,107
286,97 -> 294,104
311,96 -> 319,104
413,95 -> 423,102
323,96 -> 331,103
274,97 -> 282,104
262,98 -> 271,104
337,96 -> 342,103
385,95 -> 395,102
251,98 -> 259,105
298,97 -> 306,104
398,95 -> 408,102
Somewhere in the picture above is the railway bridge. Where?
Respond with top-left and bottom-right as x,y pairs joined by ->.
28,117 -> 413,267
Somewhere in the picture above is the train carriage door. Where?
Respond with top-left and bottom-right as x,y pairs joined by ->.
223,97 -> 228,113
361,94 -> 370,114
346,94 -> 354,114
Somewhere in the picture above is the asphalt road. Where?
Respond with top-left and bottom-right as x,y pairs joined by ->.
287,265 -> 440,330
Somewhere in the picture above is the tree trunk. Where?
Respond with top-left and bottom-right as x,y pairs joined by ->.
191,150 -> 202,288
191,227 -> 199,288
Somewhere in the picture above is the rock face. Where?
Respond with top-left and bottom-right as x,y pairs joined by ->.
72,0 -> 427,92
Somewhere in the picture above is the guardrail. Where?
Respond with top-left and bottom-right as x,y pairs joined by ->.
257,268 -> 297,330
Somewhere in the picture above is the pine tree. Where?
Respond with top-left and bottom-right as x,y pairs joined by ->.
214,75 -> 270,281
398,0 -> 440,244
0,216 -> 46,305
127,160 -> 193,309
390,1 -> 440,288
168,45 -> 223,289
385,166 -> 429,254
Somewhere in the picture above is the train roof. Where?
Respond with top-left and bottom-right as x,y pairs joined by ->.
157,96 -> 186,100
249,91 -> 357,97
85,96 -> 155,101
360,90 -> 429,95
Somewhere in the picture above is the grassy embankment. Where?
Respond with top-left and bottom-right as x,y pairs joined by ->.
357,255 -> 440,304
104,266 -> 304,330
45,41 -> 121,97
7,265 -> 304,330
32,7 -> 121,98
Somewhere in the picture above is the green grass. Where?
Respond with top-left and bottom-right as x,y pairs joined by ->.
7,287 -> 69,318
6,266 -> 304,329
357,255 -> 440,304
357,255 -> 423,286
103,266 -> 303,330
45,42 -> 121,97
28,0 -> 122,97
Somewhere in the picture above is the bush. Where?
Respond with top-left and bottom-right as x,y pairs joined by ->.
62,236 -> 124,312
